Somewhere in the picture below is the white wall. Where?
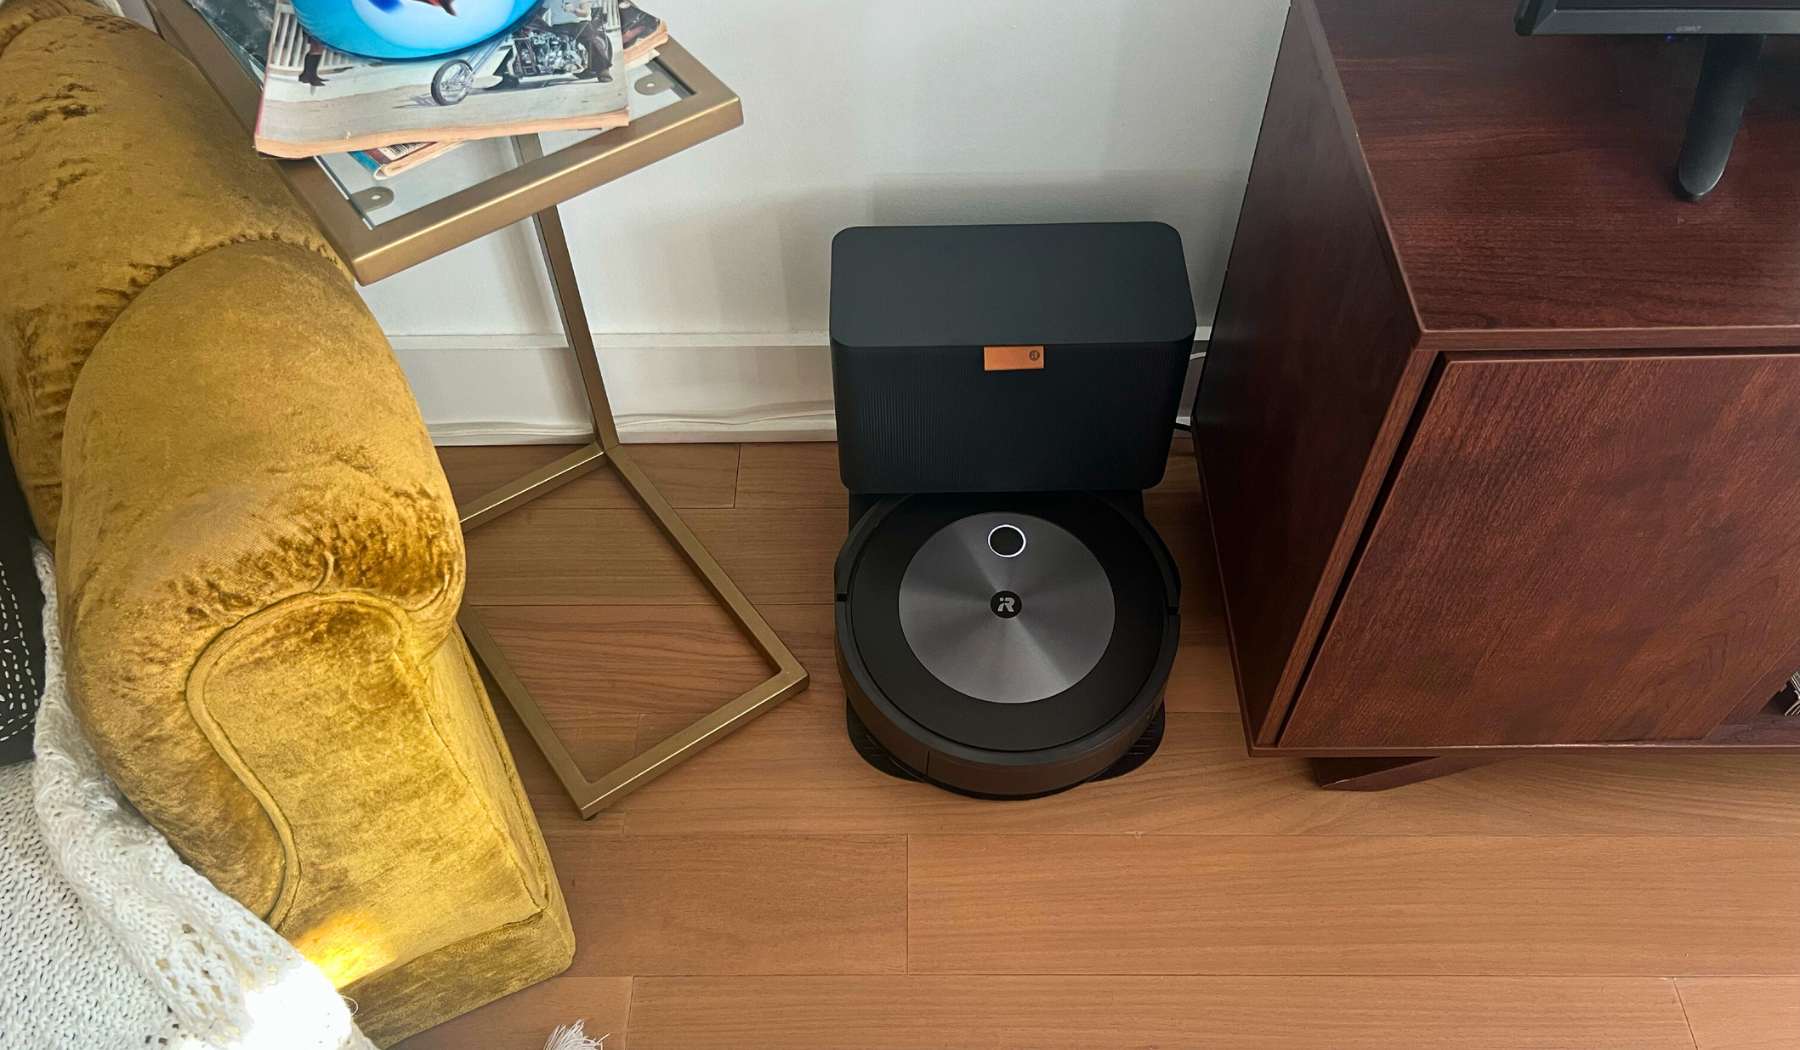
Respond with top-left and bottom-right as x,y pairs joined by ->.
362,0 -> 1289,442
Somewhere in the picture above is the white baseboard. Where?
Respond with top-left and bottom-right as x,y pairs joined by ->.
391,329 -> 1207,445
391,332 -> 835,445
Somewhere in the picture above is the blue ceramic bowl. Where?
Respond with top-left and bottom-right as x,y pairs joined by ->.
291,0 -> 538,59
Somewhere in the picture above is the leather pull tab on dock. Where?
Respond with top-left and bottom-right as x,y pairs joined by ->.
984,345 -> 1045,371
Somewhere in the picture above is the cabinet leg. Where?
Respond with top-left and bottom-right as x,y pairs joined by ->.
1310,753 -> 1504,791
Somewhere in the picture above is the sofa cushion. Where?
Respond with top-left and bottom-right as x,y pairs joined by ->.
0,7 -> 339,538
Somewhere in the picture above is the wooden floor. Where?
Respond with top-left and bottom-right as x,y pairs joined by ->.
400,439 -> 1800,1050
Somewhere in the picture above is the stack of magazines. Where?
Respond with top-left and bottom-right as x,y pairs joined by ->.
189,0 -> 670,177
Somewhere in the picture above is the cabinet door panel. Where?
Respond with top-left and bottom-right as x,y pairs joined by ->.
1282,352 -> 1800,748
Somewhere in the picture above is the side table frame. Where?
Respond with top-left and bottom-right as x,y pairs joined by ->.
457,145 -> 808,817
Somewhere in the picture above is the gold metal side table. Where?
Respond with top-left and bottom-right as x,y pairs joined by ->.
146,0 -> 808,818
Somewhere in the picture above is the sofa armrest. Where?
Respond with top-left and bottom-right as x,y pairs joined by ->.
57,239 -> 466,915
60,239 -> 574,1040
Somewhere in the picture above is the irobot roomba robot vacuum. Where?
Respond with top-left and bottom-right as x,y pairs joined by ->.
828,223 -> 1196,798
837,492 -> 1180,798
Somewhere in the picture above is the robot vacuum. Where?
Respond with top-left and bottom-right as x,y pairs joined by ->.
828,223 -> 1196,798
837,492 -> 1180,798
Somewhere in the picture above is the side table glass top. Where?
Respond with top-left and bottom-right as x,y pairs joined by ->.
144,0 -> 739,284
315,61 -> 692,228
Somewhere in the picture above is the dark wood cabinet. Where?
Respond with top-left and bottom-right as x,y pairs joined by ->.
1196,0 -> 1800,786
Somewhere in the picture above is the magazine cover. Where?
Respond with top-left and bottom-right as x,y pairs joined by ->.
254,0 -> 630,158
351,139 -> 464,178
187,0 -> 461,176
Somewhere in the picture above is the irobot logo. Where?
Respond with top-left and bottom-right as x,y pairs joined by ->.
990,590 -> 1023,618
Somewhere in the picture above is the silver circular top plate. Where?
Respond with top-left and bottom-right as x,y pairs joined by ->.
897,512 -> 1115,704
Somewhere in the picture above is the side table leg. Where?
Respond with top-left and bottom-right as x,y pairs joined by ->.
453,135 -> 809,818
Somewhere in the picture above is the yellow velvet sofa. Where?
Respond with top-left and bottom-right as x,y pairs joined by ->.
0,2 -> 574,1044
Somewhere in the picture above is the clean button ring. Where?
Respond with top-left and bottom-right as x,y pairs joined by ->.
987,524 -> 1027,558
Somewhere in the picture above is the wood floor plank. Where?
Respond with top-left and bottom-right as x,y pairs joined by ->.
473,604 -> 771,721
1678,978 -> 1800,1050
464,507 -> 843,605
466,507 -> 706,605
1167,615 -> 1239,713
394,976 -> 632,1050
488,684 -> 629,834
609,674 -> 1800,838
569,835 -> 908,976
1143,457 -> 1228,624
622,975 -> 1695,1050
908,834 -> 1800,975
1145,433 -> 1201,503
686,507 -> 844,604
735,441 -> 845,509
439,443 -> 740,511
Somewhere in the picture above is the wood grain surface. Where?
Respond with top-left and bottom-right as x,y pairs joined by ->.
570,835 -> 907,976
465,506 -> 844,605
401,441 -> 1800,1050
596,705 -> 1800,840
734,442 -> 843,509
1316,0 -> 1800,344
907,834 -> 1800,976
1192,0 -> 1428,745
625,976 -> 1697,1050
440,443 -> 740,510
395,976 -> 633,1050
1676,978 -> 1800,1050
1285,353 -> 1800,748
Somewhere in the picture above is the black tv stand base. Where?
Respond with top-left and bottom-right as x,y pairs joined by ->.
1677,33 -> 1764,201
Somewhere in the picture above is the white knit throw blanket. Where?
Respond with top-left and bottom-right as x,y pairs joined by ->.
2,543 -> 375,1050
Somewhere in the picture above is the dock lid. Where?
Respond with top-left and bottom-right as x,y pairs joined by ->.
830,222 -> 1196,350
